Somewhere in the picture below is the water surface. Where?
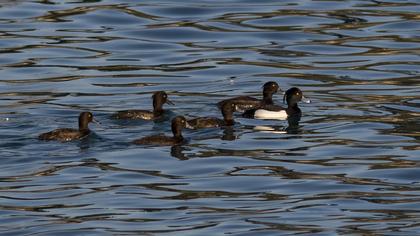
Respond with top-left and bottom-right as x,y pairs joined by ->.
1,0 -> 419,235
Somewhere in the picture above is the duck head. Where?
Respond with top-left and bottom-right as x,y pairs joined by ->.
283,87 -> 311,107
171,116 -> 192,137
153,91 -> 174,111
79,112 -> 99,130
262,81 -> 280,103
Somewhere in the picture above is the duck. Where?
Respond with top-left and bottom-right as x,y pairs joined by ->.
133,116 -> 191,146
217,81 -> 279,112
252,87 -> 310,120
38,112 -> 98,142
187,101 -> 236,129
111,91 -> 174,120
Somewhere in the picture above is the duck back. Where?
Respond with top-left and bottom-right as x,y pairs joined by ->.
218,96 -> 262,112
112,110 -> 155,120
39,128 -> 90,142
187,117 -> 223,129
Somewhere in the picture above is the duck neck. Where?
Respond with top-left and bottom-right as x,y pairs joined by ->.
171,123 -> 183,139
224,119 -> 235,126
79,118 -> 89,131
153,100 -> 164,114
287,102 -> 301,114
262,91 -> 273,105
222,109 -> 234,126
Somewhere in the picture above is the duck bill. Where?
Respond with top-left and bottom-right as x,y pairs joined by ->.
92,118 -> 101,126
301,96 -> 311,104
185,121 -> 194,129
166,99 -> 175,105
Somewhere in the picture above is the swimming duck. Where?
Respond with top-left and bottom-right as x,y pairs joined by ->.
217,81 -> 279,112
38,112 -> 98,142
111,91 -> 174,120
133,116 -> 191,146
252,87 -> 310,120
187,101 -> 236,129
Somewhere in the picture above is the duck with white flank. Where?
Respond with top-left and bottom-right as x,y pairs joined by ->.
252,87 -> 310,120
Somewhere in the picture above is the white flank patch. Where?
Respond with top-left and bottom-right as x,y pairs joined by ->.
254,109 -> 288,120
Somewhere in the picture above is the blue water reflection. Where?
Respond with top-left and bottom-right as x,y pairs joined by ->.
0,0 -> 419,235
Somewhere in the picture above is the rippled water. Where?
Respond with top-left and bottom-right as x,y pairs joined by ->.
1,0 -> 419,235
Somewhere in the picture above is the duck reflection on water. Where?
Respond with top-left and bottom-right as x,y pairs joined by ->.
253,115 -> 303,135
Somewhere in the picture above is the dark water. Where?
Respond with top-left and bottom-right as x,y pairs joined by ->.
1,0 -> 419,235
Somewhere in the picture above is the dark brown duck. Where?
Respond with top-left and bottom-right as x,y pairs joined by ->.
217,81 -> 280,112
133,116 -> 191,146
112,91 -> 174,120
38,112 -> 98,142
187,101 -> 236,129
